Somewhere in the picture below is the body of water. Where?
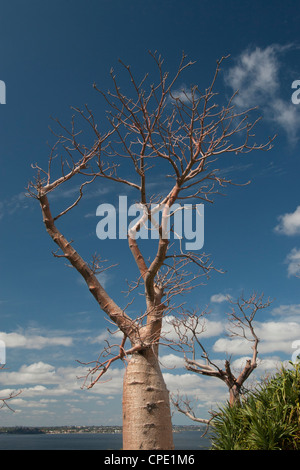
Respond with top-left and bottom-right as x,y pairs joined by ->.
0,431 -> 211,450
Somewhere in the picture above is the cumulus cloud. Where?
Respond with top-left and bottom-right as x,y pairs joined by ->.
83,367 -> 125,396
0,359 -> 125,400
164,372 -> 203,393
0,360 -> 125,425
213,337 -> 248,355
0,331 -> 73,349
270,98 -> 300,143
159,353 -> 185,370
274,207 -> 300,277
225,44 -> 300,144
169,86 -> 193,104
164,372 -> 228,411
229,355 -> 283,372
225,45 -> 281,107
96,272 -> 112,289
210,293 -> 231,303
213,320 -> 300,355
89,327 -> 123,344
285,248 -> 300,277
274,206 -> 300,236
161,315 -> 224,342
271,303 -> 300,321
0,362 -> 58,386
255,320 -> 300,344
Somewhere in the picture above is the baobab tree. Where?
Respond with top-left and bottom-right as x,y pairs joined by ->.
171,292 -> 272,424
28,52 -> 274,450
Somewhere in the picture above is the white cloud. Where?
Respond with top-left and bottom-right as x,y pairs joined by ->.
257,357 -> 286,371
77,270 -> 114,289
213,320 -> 300,355
225,356 -> 288,381
86,367 -> 125,396
0,362 -> 57,386
0,192 -> 30,220
225,44 -> 300,144
274,206 -> 300,235
0,361 -> 125,425
213,337 -> 248,355
271,303 -> 300,321
269,98 -> 300,143
9,398 -> 58,409
159,354 -> 185,370
285,248 -> 300,277
19,385 -> 48,395
255,320 -> 300,342
96,271 -> 111,289
210,293 -> 231,303
161,315 -> 224,342
225,45 -> 281,108
169,86 -> 193,104
274,208 -> 300,277
0,359 -> 125,404
229,355 -> 282,372
0,331 -> 73,349
48,184 -> 110,202
164,372 -> 202,392
89,327 -> 123,345
164,372 -> 228,412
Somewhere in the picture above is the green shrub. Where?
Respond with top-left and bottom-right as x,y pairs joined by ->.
210,363 -> 300,450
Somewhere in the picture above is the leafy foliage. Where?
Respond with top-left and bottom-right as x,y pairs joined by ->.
210,363 -> 300,450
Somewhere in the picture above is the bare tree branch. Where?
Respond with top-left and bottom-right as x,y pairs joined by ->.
0,389 -> 22,412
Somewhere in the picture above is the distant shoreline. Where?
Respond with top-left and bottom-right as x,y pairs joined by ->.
0,425 -> 206,435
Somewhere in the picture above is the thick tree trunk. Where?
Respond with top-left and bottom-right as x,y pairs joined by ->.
229,384 -> 241,406
122,349 -> 174,450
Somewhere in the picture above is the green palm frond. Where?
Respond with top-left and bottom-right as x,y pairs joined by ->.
210,363 -> 300,450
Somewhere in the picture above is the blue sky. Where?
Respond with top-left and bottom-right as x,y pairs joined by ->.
1,0 -> 300,426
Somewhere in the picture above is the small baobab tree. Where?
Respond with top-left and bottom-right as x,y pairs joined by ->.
171,292 -> 272,424
27,52 -> 274,450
